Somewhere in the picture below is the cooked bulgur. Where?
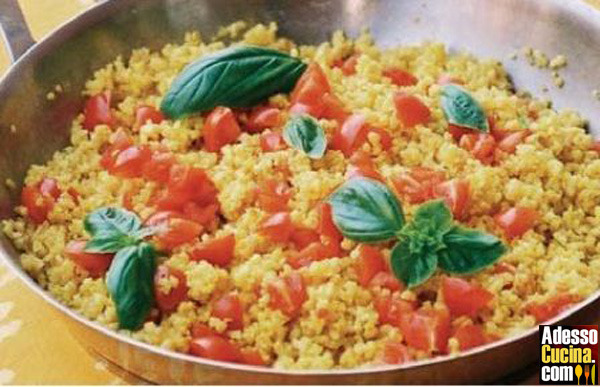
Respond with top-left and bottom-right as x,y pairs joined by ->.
3,23 -> 600,369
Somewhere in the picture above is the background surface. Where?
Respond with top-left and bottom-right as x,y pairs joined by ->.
1,0 -> 598,384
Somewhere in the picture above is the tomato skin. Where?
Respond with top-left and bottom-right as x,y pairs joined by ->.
155,165 -> 218,211
240,349 -> 267,366
383,67 -> 418,87
383,341 -> 412,365
286,239 -> 340,269
260,132 -> 287,152
256,179 -> 291,212
441,277 -> 493,318
189,336 -> 242,363
369,127 -> 393,151
497,130 -> 530,154
142,151 -> 176,183
154,265 -> 189,313
525,294 -> 582,323
369,272 -> 403,292
291,63 -> 330,104
291,227 -> 320,250
318,202 -> 343,242
65,240 -> 113,278
460,133 -> 496,164
203,106 -> 241,152
433,179 -> 470,220
393,92 -> 431,128
21,178 -> 62,224
259,212 -> 293,243
108,145 -> 152,178
39,178 -> 61,199
246,106 -> 281,133
331,114 -> 370,157
337,54 -> 359,76
212,294 -> 244,330
189,234 -> 235,267
347,151 -> 384,182
267,272 -> 307,318
145,211 -> 203,251
100,130 -> 133,170
83,91 -> 116,131
134,105 -> 164,129
400,307 -> 451,354
320,93 -> 349,125
181,202 -> 219,229
451,324 -> 487,351
495,206 -> 539,239
392,167 -> 446,204
190,322 -> 221,338
374,294 -> 416,327
356,245 -> 386,287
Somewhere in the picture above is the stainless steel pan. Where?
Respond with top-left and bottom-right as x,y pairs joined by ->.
1,0 -> 600,383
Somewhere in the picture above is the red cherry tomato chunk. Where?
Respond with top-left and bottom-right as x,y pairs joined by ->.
155,165 -> 218,212
393,92 -> 431,128
525,293 -> 582,323
203,106 -> 241,152
495,206 -> 539,239
260,132 -> 287,152
240,349 -> 267,366
260,212 -> 293,243
145,211 -> 203,251
318,202 -> 343,242
256,179 -> 291,212
65,240 -> 113,278
400,307 -> 451,354
21,178 -> 62,224
134,105 -> 164,129
451,324 -> 487,351
355,245 -> 386,287
189,234 -> 236,267
392,167 -> 446,204
83,91 -> 116,131
374,294 -> 416,327
245,106 -> 281,133
459,133 -> 496,164
141,151 -> 176,183
154,265 -> 188,313
331,114 -> 370,157
189,336 -> 242,363
267,272 -> 307,318
433,179 -> 470,220
383,341 -> 412,365
383,67 -> 418,87
369,272 -> 403,292
212,293 -> 244,331
441,276 -> 493,318
347,151 -> 384,182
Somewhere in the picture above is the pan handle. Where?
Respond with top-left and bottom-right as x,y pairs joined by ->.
0,0 -> 35,63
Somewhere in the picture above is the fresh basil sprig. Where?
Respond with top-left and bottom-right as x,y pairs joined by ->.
161,46 -> 307,118
328,179 -> 506,287
441,84 -> 489,132
106,242 -> 157,330
82,207 -> 159,330
329,177 -> 405,242
283,114 -> 327,159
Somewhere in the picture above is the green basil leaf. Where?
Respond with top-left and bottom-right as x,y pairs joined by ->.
283,114 -> 327,159
390,239 -> 438,287
438,226 -> 507,274
161,46 -> 307,118
410,199 -> 454,236
84,207 -> 144,253
441,84 -> 489,132
106,242 -> 157,330
329,177 -> 405,242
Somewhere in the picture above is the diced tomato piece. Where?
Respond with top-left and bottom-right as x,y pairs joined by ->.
122,185 -> 139,211
437,74 -> 464,85
291,227 -> 320,250
356,245 -> 386,287
289,102 -> 324,118
321,93 -> 349,125
460,133 -> 496,164
65,240 -> 113,278
347,151 -> 384,181
338,54 -> 359,76
331,114 -> 370,157
452,324 -> 487,351
108,145 -> 152,178
400,307 -> 451,354
267,272 -> 307,318
154,264 -> 188,313
497,130 -> 530,154
259,212 -> 293,243
447,124 -> 471,141
369,127 -> 393,151
441,277 -> 493,318
145,211 -> 203,251
383,67 -> 418,87
189,234 -> 235,267
369,272 -> 403,292
260,132 -> 287,152
21,178 -> 62,224
525,294 -> 582,323
286,239 -> 341,269
189,336 -> 242,363
156,165 -> 218,211
83,91 -> 116,131
495,206 -> 539,239
291,63 -> 330,104
374,294 -> 416,327
318,202 -> 343,242
256,179 -> 292,212
134,105 -> 164,129
190,322 -> 221,338
39,178 -> 61,199
492,262 -> 517,274
212,293 -> 244,330
246,106 -> 281,133
393,92 -> 431,128
100,129 -> 133,170
240,349 -> 267,366
391,167 -> 446,204
142,151 -> 176,183
203,106 -> 241,152
433,179 -> 470,220
383,341 -> 412,365
181,202 -> 219,228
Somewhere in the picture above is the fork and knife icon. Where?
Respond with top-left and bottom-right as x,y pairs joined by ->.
576,364 -> 595,385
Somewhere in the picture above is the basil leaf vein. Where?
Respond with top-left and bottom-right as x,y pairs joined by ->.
84,207 -> 154,253
441,84 -> 489,132
438,226 -> 507,274
161,46 -> 307,118
283,114 -> 327,159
